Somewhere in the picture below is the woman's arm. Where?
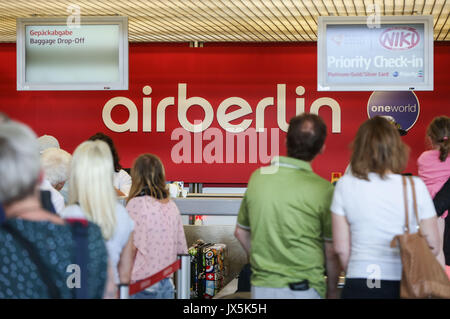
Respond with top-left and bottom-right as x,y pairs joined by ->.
234,225 -> 251,258
324,241 -> 341,299
419,216 -> 441,257
332,213 -> 351,271
103,260 -> 118,299
118,232 -> 135,284
119,170 -> 132,197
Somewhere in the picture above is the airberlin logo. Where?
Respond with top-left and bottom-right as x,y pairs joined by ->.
102,83 -> 341,134
379,27 -> 420,50
102,83 -> 341,167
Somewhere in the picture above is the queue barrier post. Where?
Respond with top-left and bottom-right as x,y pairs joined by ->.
119,284 -> 130,299
118,256 -> 187,299
176,254 -> 191,299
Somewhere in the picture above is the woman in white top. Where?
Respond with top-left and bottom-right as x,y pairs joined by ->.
60,140 -> 135,285
332,116 -> 441,299
88,132 -> 132,196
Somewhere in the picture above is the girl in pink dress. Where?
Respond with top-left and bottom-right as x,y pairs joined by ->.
417,116 -> 450,275
126,154 -> 187,299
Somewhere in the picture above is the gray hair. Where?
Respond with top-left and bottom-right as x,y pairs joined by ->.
38,135 -> 60,154
0,121 -> 40,204
0,112 -> 9,123
41,147 -> 72,186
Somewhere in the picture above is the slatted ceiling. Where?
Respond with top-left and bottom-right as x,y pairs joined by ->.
0,0 -> 448,42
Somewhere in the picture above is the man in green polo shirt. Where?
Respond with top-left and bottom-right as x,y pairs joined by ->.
234,113 -> 341,299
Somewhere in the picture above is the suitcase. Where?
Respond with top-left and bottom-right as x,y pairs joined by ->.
188,239 -> 227,299
203,243 -> 226,298
188,240 -> 211,298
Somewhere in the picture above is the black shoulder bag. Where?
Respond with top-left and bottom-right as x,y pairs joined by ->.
1,222 -> 61,298
65,219 -> 89,299
2,220 -> 90,299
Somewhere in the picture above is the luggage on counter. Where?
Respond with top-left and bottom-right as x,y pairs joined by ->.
188,239 -> 227,299
188,240 -> 210,298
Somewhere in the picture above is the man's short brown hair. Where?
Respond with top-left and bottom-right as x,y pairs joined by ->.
286,113 -> 327,161
351,116 -> 409,180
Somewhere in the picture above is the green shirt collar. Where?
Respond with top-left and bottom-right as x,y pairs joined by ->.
271,156 -> 312,172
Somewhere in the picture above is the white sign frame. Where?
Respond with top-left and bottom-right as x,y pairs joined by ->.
17,16 -> 129,91
317,15 -> 433,91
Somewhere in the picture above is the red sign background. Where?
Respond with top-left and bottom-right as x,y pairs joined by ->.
0,42 -> 449,184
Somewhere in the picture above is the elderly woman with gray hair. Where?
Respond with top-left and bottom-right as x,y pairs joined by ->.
0,120 -> 113,298
40,147 -> 72,214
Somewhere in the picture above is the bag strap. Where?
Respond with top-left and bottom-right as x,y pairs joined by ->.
407,175 -> 422,235
66,219 -> 89,299
402,175 -> 410,234
1,222 -> 61,298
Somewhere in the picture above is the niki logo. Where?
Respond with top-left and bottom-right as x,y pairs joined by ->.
379,27 -> 420,50
331,34 -> 344,46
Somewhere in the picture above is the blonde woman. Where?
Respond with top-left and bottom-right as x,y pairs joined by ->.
61,140 -> 135,286
126,154 -> 187,299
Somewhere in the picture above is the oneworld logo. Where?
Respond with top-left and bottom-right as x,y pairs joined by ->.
367,91 -> 420,132
379,27 -> 420,50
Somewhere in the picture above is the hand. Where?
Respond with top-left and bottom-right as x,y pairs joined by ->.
115,187 -> 126,197
326,290 -> 339,299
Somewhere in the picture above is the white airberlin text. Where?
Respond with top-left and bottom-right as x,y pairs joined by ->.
102,83 -> 341,134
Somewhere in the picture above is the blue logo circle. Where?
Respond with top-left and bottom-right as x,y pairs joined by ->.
367,91 -> 420,131
393,71 -> 399,77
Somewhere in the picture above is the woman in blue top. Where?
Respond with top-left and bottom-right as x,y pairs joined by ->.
0,121 -> 111,298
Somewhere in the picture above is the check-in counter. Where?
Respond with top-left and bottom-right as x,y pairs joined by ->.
174,193 -> 345,297
174,194 -> 247,296
173,193 -> 243,216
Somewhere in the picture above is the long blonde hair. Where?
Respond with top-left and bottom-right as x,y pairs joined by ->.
69,140 -> 117,240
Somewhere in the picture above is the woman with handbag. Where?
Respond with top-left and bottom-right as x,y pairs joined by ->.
331,116 -> 442,299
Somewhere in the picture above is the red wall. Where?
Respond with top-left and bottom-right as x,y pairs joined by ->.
1,42 -> 449,183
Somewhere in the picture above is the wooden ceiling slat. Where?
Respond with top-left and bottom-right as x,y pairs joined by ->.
262,0 -> 304,41
436,11 -> 449,39
215,0 -> 275,41
0,0 -> 448,42
433,0 -> 446,30
281,0 -> 315,40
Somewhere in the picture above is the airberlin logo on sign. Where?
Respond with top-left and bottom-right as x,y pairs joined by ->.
367,91 -> 420,132
102,83 -> 341,167
379,27 -> 420,50
102,83 -> 341,134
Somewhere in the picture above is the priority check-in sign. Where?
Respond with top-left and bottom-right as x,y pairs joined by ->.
317,16 -> 433,91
